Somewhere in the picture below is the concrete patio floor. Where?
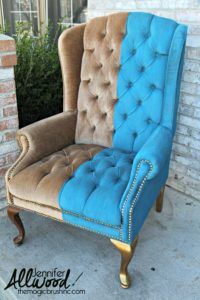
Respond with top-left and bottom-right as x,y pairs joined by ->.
0,186 -> 200,300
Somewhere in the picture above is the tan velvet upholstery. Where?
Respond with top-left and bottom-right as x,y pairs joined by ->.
8,144 -> 103,208
75,13 -> 128,147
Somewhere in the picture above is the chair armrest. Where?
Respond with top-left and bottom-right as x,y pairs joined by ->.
120,125 -> 172,212
7,111 -> 77,179
133,125 -> 173,180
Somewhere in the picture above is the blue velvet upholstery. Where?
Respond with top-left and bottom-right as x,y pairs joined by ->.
59,12 -> 187,244
59,148 -> 135,227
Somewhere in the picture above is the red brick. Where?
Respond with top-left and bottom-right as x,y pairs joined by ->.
0,117 -> 18,130
6,152 -> 19,164
0,94 -> 17,106
0,80 -> 15,93
0,157 -> 6,167
0,40 -> 16,52
3,131 -> 16,142
0,54 -> 17,67
0,167 -> 8,176
3,105 -> 18,117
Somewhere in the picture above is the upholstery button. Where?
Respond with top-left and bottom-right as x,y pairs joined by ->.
92,126 -> 96,131
137,99 -> 142,106
127,81 -> 133,88
82,110 -> 87,115
150,84 -> 156,90
105,81 -> 111,86
140,66 -> 145,72
133,132 -> 137,137
101,31 -> 106,37
115,177 -> 120,183
113,129 -> 116,134
102,112 -> 107,118
154,51 -> 159,57
94,95 -> 98,100
131,48 -> 136,55
144,32 -> 151,39
118,64 -> 122,70
110,48 -> 114,53
98,63 -> 103,68
146,118 -> 152,124
123,113 -> 128,120
90,48 -> 95,53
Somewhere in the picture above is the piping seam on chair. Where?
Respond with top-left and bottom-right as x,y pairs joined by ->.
61,209 -> 120,229
6,134 -> 30,204
161,23 -> 179,128
10,194 -> 61,210
7,134 -> 30,181
119,159 -> 153,240
10,194 -> 121,235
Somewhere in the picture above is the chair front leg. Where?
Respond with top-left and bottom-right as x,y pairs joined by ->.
155,187 -> 165,213
7,206 -> 25,246
110,237 -> 138,288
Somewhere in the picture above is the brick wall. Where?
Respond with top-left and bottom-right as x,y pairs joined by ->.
88,0 -> 200,201
0,35 -> 19,210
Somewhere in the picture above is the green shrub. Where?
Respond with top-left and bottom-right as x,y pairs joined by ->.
13,23 -> 64,128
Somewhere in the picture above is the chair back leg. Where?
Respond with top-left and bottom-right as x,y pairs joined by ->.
155,187 -> 165,213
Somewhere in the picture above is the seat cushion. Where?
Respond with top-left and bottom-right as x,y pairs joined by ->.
8,144 -> 103,209
59,148 -> 135,227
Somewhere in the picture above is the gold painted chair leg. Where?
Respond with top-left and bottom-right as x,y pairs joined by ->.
7,206 -> 25,246
155,187 -> 165,213
110,237 -> 138,289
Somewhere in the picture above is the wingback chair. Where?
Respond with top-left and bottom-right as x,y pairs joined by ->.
6,12 -> 187,288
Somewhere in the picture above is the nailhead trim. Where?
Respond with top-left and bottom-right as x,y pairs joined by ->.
9,200 -> 122,241
120,159 -> 153,241
62,209 -> 120,229
62,212 -> 122,240
11,194 -> 121,229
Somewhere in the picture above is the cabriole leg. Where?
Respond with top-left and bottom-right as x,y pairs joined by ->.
7,206 -> 25,246
155,187 -> 165,213
110,237 -> 138,288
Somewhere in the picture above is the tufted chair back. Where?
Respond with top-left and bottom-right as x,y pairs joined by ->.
59,12 -> 187,153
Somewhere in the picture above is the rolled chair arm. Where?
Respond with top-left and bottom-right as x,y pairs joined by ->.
6,111 -> 77,180
132,125 -> 173,180
120,125 -> 173,212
